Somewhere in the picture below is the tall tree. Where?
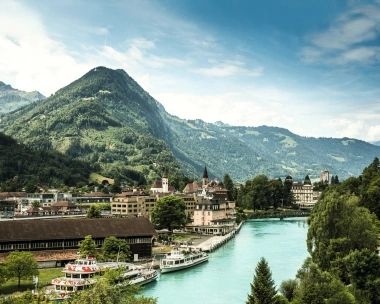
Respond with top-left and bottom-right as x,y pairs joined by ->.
223,174 -> 234,198
3,251 -> 38,288
78,235 -> 98,258
279,279 -> 298,302
293,258 -> 356,304
102,236 -> 131,262
151,196 -> 186,231
247,257 -> 278,304
307,191 -> 379,279
86,204 -> 101,218
344,248 -> 380,304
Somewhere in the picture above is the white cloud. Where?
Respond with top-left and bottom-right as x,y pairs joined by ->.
301,2 -> 380,65
193,62 -> 263,77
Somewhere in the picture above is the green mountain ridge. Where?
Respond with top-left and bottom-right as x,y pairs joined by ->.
0,81 -> 45,114
0,67 -> 182,184
0,132 -> 92,189
1,66 -> 379,183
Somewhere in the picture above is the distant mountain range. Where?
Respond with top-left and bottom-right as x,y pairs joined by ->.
1,67 -> 379,184
0,81 -> 45,114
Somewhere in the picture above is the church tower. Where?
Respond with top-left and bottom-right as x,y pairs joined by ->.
162,168 -> 169,193
202,166 -> 209,187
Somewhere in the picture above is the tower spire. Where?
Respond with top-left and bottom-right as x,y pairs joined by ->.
202,166 -> 209,187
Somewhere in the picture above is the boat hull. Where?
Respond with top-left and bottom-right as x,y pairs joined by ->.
161,256 -> 209,273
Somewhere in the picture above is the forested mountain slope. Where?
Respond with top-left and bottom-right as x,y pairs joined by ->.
0,132 -> 92,189
160,110 -> 380,182
0,67 -> 182,184
1,66 -> 380,183
0,81 -> 45,114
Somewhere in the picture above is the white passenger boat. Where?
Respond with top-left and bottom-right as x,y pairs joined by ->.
45,256 -> 158,300
160,249 -> 209,273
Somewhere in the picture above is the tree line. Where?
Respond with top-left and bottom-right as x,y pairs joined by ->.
246,157 -> 380,303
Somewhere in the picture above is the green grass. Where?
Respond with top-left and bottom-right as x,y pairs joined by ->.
89,172 -> 114,184
0,268 -> 63,295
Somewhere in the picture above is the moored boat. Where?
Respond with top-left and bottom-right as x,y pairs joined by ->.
45,256 -> 158,300
160,248 -> 209,273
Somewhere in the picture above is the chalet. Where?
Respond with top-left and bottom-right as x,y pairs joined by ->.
0,217 -> 157,267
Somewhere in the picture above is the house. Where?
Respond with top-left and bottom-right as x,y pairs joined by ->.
188,189 -> 236,235
0,217 -> 157,267
51,201 -> 80,214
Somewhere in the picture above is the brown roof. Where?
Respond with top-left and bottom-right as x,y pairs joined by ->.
0,249 -> 79,263
0,192 -> 26,199
0,217 -> 157,242
83,192 -> 112,197
115,191 -> 148,197
51,201 -> 77,208
151,180 -> 162,188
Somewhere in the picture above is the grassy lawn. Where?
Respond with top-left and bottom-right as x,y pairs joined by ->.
89,172 -> 114,184
0,268 -> 63,295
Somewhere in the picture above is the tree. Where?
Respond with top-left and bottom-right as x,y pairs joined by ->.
150,196 -> 186,231
247,257 -> 278,304
0,264 -> 7,287
279,279 -> 298,302
3,251 -> 38,288
223,174 -> 234,198
25,182 -> 38,193
102,236 -> 131,261
31,201 -> 41,208
344,248 -> 380,303
78,235 -> 98,258
293,258 -> 356,304
86,204 -> 101,218
307,191 -> 379,278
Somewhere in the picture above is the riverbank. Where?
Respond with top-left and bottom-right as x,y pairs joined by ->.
143,217 -> 309,304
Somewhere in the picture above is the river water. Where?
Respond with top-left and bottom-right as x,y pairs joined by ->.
143,217 -> 309,304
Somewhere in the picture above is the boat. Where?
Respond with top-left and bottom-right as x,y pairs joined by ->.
160,248 -> 209,273
45,256 -> 158,300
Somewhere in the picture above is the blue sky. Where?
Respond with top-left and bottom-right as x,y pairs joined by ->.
1,0 -> 380,142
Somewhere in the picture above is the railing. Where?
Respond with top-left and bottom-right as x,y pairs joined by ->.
247,210 -> 311,220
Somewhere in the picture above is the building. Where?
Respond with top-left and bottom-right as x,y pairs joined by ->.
0,192 -> 26,213
0,217 -> 157,266
289,175 -> 316,208
187,189 -> 236,235
320,169 -> 329,184
150,168 -> 174,193
111,192 -> 199,218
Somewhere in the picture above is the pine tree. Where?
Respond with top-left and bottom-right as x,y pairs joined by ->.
247,257 -> 278,304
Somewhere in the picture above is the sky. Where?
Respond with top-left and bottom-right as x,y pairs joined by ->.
1,0 -> 380,142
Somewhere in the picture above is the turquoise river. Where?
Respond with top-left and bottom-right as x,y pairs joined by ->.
143,217 -> 309,303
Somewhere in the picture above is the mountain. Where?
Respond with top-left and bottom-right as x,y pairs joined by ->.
0,67 -> 182,184
0,81 -> 45,114
0,132 -> 92,189
1,66 -> 380,184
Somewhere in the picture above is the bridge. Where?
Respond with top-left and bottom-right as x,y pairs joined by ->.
247,210 -> 311,220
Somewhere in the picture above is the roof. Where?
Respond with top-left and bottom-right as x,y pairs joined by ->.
203,166 -> 208,179
0,192 -> 26,199
151,180 -> 163,188
52,201 -> 77,207
82,192 -> 112,197
0,217 -> 157,242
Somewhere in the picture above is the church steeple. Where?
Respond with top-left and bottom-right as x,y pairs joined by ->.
162,168 -> 168,192
202,166 -> 209,187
